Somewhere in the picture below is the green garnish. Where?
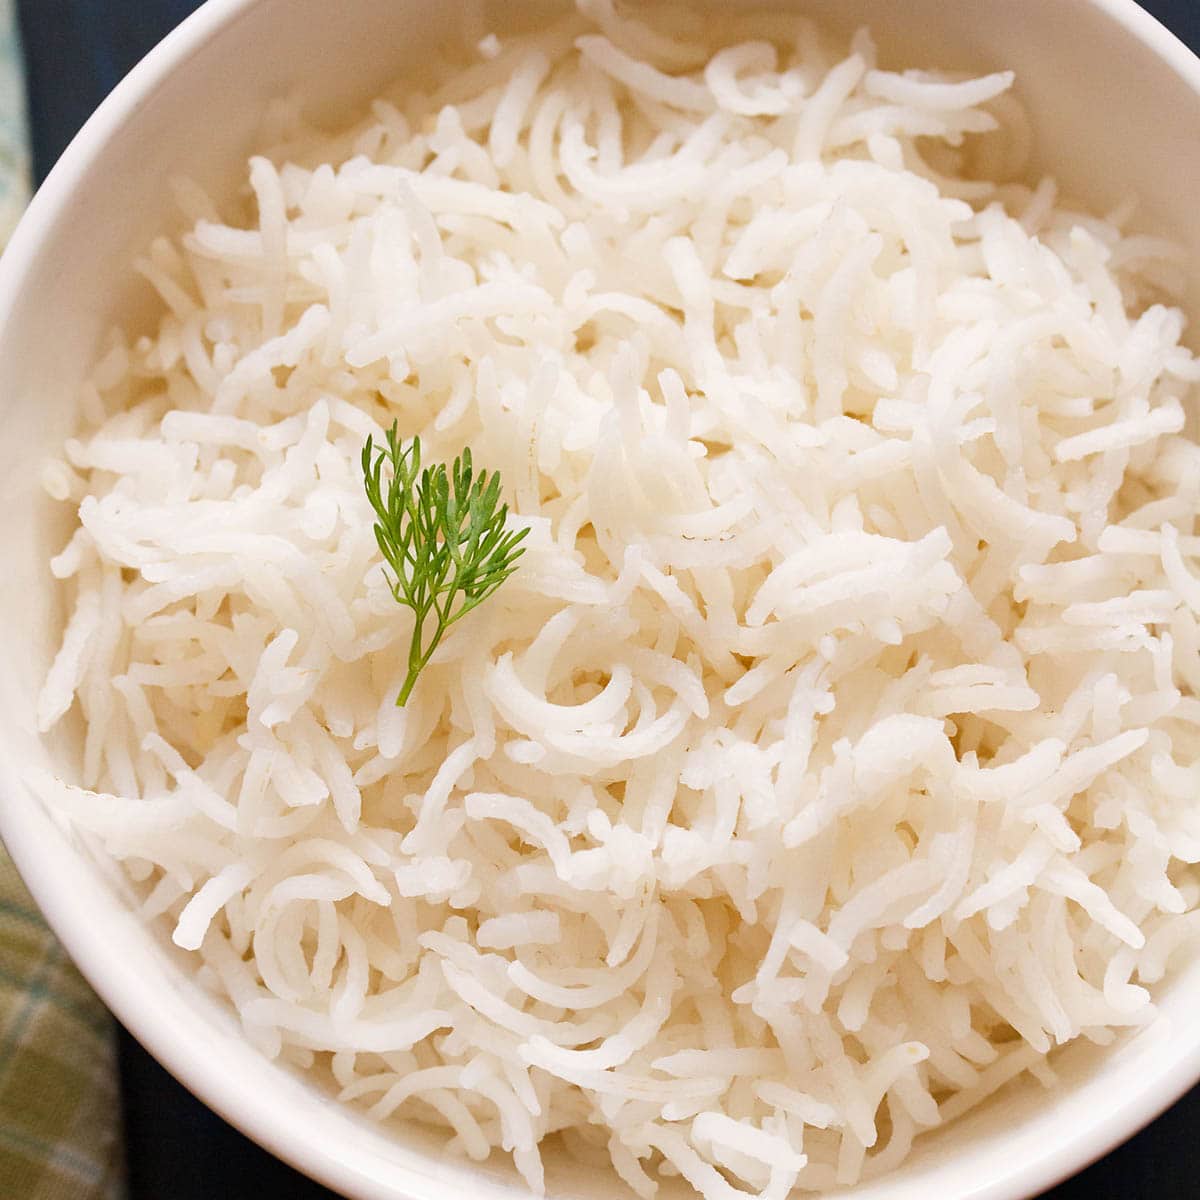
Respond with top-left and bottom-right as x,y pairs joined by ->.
362,424 -> 529,706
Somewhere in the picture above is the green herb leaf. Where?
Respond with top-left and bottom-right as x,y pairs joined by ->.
362,424 -> 529,706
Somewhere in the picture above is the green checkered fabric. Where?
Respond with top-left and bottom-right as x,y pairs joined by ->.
0,0 -> 26,246
0,3 -> 125,1197
0,846 -> 124,1199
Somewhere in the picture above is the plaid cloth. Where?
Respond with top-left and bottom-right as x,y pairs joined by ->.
0,0 -> 25,241
0,2 -> 124,1195
0,852 -> 124,1199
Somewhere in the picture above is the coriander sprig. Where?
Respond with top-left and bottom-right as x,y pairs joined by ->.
362,423 -> 529,706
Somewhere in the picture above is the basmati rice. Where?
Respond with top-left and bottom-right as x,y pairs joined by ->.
32,2 -> 1200,1196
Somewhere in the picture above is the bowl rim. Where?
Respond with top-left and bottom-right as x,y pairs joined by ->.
2,1 -> 1200,1198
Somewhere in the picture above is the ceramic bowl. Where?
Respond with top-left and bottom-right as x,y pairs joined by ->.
2,2 -> 1199,1197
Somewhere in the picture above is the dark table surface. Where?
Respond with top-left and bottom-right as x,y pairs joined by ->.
15,2 -> 1200,1197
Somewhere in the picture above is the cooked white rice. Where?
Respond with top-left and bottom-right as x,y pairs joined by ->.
32,2 -> 1200,1195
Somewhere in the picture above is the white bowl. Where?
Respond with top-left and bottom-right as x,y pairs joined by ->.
2,2 -> 1200,1197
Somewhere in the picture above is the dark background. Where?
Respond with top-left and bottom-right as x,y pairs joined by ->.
14,1 -> 1200,1197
